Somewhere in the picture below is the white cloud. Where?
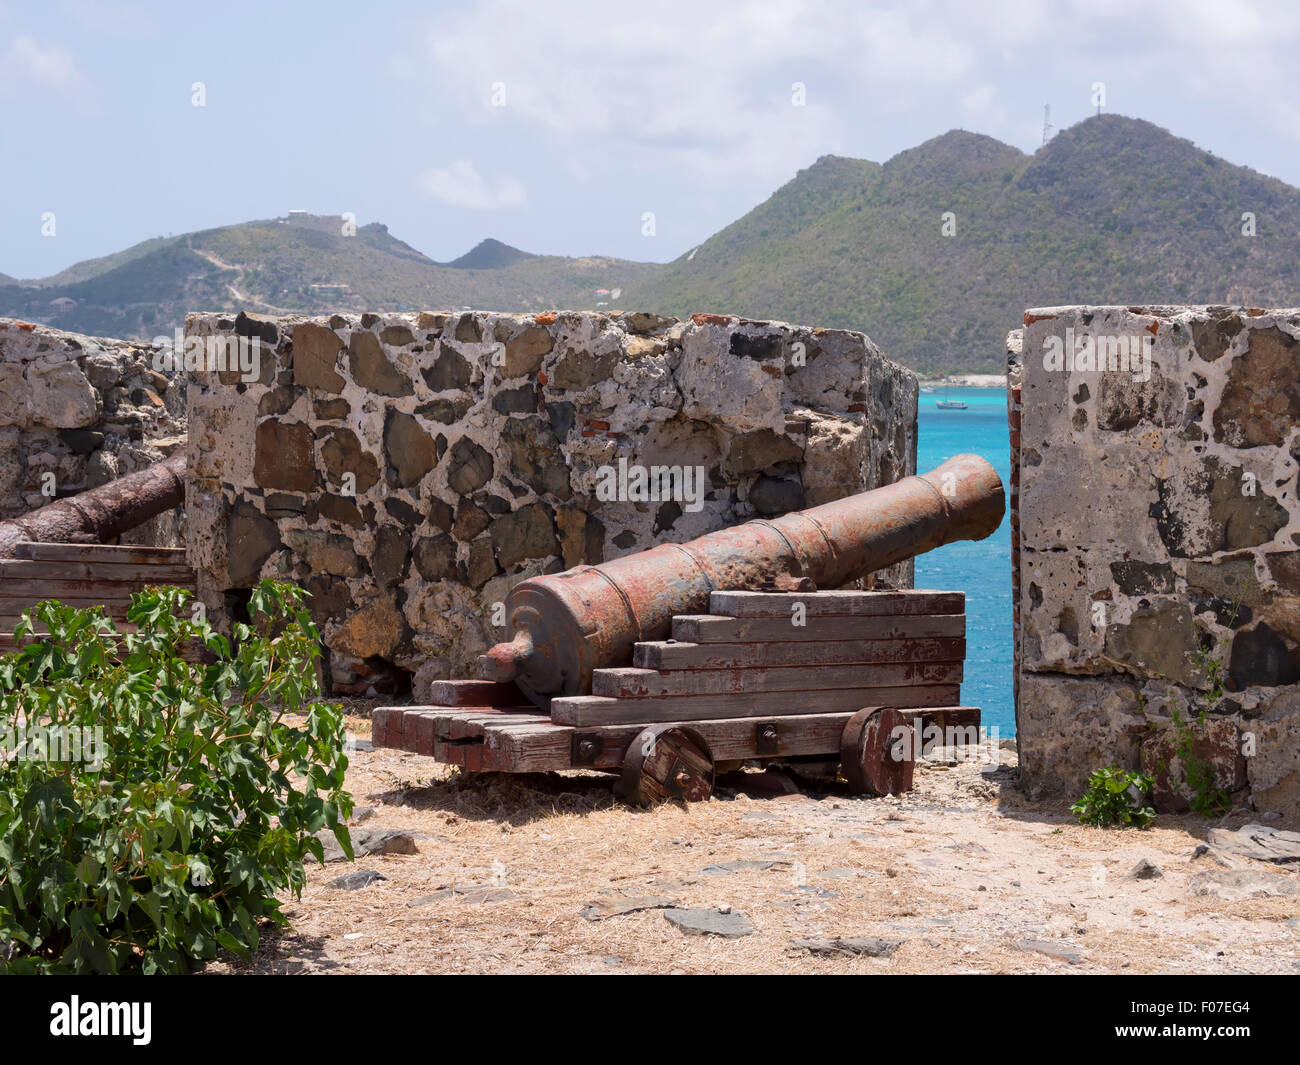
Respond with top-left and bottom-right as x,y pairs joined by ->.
392,0 -> 1082,196
416,160 -> 526,210
383,0 -> 1300,257
4,34 -> 85,94
396,0 -> 1300,177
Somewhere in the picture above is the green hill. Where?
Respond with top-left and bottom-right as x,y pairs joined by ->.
0,214 -> 655,341
5,115 -> 1298,370
623,115 -> 1300,371
444,238 -> 538,269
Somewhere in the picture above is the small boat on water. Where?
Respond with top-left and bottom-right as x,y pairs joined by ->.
935,384 -> 967,410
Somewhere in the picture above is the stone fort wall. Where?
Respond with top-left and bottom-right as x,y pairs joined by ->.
1012,305 -> 1300,822
0,317 -> 186,545
184,309 -> 918,699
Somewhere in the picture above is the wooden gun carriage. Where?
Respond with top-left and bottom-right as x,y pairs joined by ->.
374,455 -> 1003,806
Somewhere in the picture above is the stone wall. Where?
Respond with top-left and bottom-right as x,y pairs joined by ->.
184,309 -> 918,698
1013,305 -> 1300,822
0,318 -> 186,545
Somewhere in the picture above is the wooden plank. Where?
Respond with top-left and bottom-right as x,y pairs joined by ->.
550,684 -> 961,726
427,679 -> 532,707
0,579 -> 193,598
635,636 -> 966,671
13,542 -> 187,564
462,741 -> 485,772
368,705 -> 547,750
418,707 -> 517,740
402,709 -> 467,753
433,731 -> 467,765
483,706 -> 981,773
443,711 -> 548,740
371,706 -> 397,747
397,707 -> 449,749
672,613 -> 965,643
0,559 -> 196,582
593,661 -> 962,698
0,589 -> 150,603
709,589 -> 964,618
386,707 -> 407,749
412,712 -> 444,755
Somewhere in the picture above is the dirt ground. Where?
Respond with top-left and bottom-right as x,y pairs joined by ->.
203,707 -> 1300,975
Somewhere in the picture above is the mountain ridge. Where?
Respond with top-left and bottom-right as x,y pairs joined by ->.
5,114 -> 1297,370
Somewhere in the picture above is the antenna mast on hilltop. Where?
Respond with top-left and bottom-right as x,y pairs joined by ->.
1042,105 -> 1052,147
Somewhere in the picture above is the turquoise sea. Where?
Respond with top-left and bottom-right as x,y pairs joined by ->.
913,387 -> 1014,735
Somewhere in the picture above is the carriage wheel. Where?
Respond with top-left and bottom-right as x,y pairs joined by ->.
615,724 -> 714,807
840,706 -> 915,796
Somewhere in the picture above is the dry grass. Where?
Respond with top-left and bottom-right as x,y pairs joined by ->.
199,708 -> 1300,975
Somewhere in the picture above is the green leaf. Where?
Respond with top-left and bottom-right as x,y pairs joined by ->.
0,581 -> 351,973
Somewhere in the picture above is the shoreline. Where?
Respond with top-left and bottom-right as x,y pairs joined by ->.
916,374 -> 1006,389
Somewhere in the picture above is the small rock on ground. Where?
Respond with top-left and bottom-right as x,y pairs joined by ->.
700,859 -> 790,876
1190,843 -> 1233,867
1187,869 -> 1298,901
457,887 -> 517,904
1207,824 -> 1300,865
329,869 -> 387,891
664,907 -> 755,938
789,936 -> 903,958
581,895 -> 677,921
1014,938 -> 1083,964
314,827 -> 418,863
1129,858 -> 1164,879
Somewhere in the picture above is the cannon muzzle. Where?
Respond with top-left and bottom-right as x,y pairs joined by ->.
478,453 -> 1004,707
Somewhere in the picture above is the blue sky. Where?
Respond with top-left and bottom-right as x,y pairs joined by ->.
3,0 -> 1300,279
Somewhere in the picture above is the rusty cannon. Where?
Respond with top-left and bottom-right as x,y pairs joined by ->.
0,451 -> 186,559
477,453 -> 1004,708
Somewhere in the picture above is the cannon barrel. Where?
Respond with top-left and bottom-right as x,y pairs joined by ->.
478,453 -> 1004,707
0,451 -> 186,559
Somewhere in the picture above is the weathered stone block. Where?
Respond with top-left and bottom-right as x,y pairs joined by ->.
490,503 -> 558,569
292,323 -> 345,392
27,362 -> 98,428
1140,717 -> 1247,814
503,325 -> 552,377
1212,326 -> 1300,447
445,437 -> 493,496
349,330 -> 413,397
383,410 -> 437,488
227,501 -> 281,586
333,595 -> 404,659
254,419 -> 316,492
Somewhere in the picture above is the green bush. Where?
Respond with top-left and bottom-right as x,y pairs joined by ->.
0,580 -> 352,973
1071,766 -> 1156,828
